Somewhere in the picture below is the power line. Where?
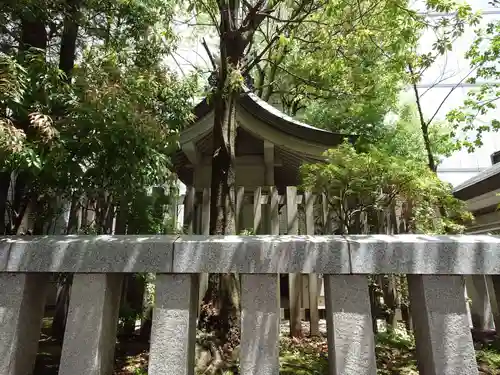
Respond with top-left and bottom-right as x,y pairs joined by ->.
414,82 -> 500,88
417,9 -> 500,18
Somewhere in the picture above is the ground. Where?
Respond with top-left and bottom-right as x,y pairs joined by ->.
34,316 -> 500,375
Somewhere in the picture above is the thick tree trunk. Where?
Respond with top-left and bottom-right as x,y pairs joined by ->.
59,0 -> 80,78
198,2 -> 274,370
200,0 -> 242,355
200,87 -> 241,351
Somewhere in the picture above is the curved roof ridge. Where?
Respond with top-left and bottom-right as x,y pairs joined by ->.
191,86 -> 355,147
241,87 -> 337,134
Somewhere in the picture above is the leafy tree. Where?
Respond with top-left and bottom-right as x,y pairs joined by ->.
1,0 -> 198,341
300,143 -> 472,235
406,2 -> 480,170
377,103 -> 457,166
0,0 -> 197,235
255,0 -> 420,143
447,3 -> 500,151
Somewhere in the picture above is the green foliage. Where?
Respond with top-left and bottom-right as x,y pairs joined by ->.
0,0 -> 199,234
127,187 -> 179,234
300,142 -> 471,234
133,368 -> 149,375
247,0 -> 480,148
408,1 -> 480,78
253,0 -> 420,141
375,331 -> 418,375
63,48 -> 196,196
0,51 -> 69,173
447,4 -> 500,151
378,103 -> 457,165
476,347 -> 500,369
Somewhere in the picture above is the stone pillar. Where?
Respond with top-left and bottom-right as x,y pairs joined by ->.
241,274 -> 280,375
324,275 -> 376,375
198,188 -> 210,314
0,273 -> 48,375
486,276 -> 500,330
59,274 -> 123,375
148,274 -> 198,375
466,275 -> 495,331
408,275 -> 478,375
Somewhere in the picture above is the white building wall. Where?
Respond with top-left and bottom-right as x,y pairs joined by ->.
411,2 -> 500,186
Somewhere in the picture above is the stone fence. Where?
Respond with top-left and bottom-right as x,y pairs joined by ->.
2,234 -> 500,375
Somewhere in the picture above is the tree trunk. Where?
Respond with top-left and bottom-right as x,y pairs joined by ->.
409,65 -> 436,172
383,275 -> 398,330
0,172 -> 11,234
115,195 -> 129,235
66,194 -> 81,234
200,85 -> 241,351
197,2 -> 275,370
58,0 -> 80,78
10,8 -> 48,235
12,172 -> 31,234
52,274 -> 72,342
202,4 -> 240,349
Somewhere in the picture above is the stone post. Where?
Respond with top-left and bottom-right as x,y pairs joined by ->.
466,275 -> 495,331
488,276 -> 500,331
324,274 -> 376,375
241,274 -> 280,375
148,274 -> 198,375
408,275 -> 478,375
0,273 -> 48,375
59,274 -> 123,375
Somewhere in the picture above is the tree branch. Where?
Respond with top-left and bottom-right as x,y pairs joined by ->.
240,0 -> 317,74
424,67 -> 477,127
202,37 -> 217,70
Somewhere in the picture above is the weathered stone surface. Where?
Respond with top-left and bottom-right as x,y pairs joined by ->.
241,274 -> 280,375
347,234 -> 500,274
1,235 -> 500,275
466,275 -> 495,331
488,275 -> 500,330
3,235 -> 176,272
59,273 -> 123,375
324,275 -> 376,375
0,240 -> 12,271
0,273 -> 48,375
173,235 -> 350,273
148,274 -> 198,375
408,275 -> 478,375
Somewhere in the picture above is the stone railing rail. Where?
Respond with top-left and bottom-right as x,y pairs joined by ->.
2,234 -> 500,375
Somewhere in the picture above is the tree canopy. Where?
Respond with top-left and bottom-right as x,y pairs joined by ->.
0,0 -> 198,234
300,142 -> 472,235
447,1 -> 500,151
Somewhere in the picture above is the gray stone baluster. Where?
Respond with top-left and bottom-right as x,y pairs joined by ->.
486,276 -> 500,330
408,275 -> 478,375
0,273 -> 48,375
324,274 -> 377,375
466,275 -> 495,331
59,274 -> 123,375
148,274 -> 198,375
241,274 -> 280,375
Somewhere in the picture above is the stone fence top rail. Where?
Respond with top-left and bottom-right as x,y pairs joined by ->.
1,234 -> 499,274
